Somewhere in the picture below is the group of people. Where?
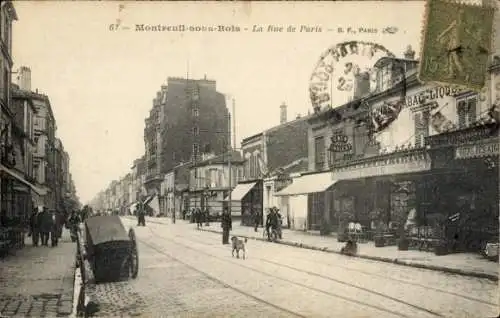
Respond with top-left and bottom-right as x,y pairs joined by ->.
28,207 -> 81,247
265,207 -> 283,241
218,206 -> 284,244
191,208 -> 210,228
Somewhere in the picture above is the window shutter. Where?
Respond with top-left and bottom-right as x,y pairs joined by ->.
457,101 -> 466,128
467,97 -> 477,125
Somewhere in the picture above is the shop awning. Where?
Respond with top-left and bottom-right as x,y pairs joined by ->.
275,172 -> 338,196
0,164 -> 47,195
146,194 -> 160,214
224,182 -> 257,201
143,194 -> 155,205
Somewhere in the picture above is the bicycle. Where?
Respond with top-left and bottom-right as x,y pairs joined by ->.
263,227 -> 280,242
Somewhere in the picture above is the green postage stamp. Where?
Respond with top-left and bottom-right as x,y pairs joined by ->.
419,0 -> 495,90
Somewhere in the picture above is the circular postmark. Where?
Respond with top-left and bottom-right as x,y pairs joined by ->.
309,41 -> 396,112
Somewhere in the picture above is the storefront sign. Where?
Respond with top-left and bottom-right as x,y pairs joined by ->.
455,139 -> 500,159
426,125 -> 496,147
329,134 -> 353,153
404,85 -> 465,108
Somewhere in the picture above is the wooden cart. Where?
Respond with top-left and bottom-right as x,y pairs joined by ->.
84,215 -> 139,283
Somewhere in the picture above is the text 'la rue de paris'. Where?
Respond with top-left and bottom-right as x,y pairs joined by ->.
252,25 -> 322,32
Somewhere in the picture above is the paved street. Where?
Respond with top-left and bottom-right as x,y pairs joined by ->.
0,230 -> 76,317
84,218 -> 498,318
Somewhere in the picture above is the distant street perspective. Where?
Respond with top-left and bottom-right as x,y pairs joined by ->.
1,1 -> 499,318
79,217 -> 497,318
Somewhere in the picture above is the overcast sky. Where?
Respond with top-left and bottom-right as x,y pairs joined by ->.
12,1 -> 428,204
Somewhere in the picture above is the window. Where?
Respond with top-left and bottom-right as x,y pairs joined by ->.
414,110 -> 430,147
192,108 -> 199,117
457,95 -> 477,129
314,136 -> 325,171
193,126 -> 199,136
192,143 -> 199,160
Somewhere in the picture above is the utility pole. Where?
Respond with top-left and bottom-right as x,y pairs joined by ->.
228,112 -> 232,216
232,98 -> 236,149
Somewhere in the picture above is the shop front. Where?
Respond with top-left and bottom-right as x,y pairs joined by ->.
332,147 -> 431,244
274,171 -> 338,232
225,180 -> 263,224
426,124 -> 499,253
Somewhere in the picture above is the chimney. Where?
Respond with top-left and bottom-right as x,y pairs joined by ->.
280,102 -> 287,124
403,45 -> 416,60
353,72 -> 371,99
17,66 -> 31,91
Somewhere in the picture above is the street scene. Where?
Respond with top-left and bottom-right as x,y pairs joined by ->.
1,0 -> 499,317
82,217 -> 498,318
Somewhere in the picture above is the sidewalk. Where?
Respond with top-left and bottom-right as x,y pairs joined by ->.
0,229 -> 76,317
140,216 -> 498,281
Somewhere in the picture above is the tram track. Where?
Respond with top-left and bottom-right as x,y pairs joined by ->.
140,226 -> 445,318
136,235 -> 306,318
173,228 -> 497,308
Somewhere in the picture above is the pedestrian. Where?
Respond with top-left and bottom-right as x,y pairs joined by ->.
38,207 -> 53,246
50,210 -> 61,247
221,207 -> 232,244
29,207 -> 40,246
204,207 -> 210,226
253,208 -> 259,232
196,208 -> 203,229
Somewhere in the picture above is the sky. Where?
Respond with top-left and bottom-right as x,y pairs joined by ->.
12,1 -> 428,204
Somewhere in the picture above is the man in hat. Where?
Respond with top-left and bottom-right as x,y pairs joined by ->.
221,207 -> 232,244
29,207 -> 40,246
38,207 -> 53,246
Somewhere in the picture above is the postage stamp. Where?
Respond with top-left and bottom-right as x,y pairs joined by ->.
418,0 -> 495,90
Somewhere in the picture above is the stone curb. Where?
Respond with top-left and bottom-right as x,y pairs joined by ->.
198,228 -> 499,282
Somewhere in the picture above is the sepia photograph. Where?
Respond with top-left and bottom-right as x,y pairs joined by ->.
0,0 -> 498,317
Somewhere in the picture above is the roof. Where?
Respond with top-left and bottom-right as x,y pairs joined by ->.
191,150 -> 244,168
242,113 -> 314,145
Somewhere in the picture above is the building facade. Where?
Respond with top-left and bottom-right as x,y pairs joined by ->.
278,46 -> 499,254
0,1 -> 18,221
189,151 -> 244,217
233,103 -> 311,226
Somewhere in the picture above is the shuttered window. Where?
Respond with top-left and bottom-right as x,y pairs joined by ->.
414,110 -> 430,147
457,95 -> 477,129
314,136 -> 325,171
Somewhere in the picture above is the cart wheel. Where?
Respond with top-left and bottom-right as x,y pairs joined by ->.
128,228 -> 139,279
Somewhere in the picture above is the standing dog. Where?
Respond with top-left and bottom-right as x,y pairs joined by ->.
231,236 -> 247,259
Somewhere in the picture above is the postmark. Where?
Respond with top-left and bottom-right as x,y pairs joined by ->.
418,0 -> 495,90
309,41 -> 396,112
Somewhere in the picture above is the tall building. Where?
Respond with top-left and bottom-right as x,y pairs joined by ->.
161,77 -> 228,170
0,1 -> 18,220
142,77 -> 229,213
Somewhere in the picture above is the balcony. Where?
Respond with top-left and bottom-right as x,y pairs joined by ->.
332,147 -> 431,180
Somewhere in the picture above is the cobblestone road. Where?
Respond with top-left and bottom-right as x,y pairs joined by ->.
86,219 -> 498,318
0,230 -> 76,317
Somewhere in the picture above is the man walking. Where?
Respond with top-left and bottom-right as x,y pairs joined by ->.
252,208 -> 259,232
221,208 -> 232,244
38,207 -> 52,246
29,207 -> 40,246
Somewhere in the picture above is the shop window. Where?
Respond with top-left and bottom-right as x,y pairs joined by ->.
457,95 -> 477,129
314,136 -> 325,171
414,110 -> 430,147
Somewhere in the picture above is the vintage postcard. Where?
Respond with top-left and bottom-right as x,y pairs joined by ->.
0,1 -> 498,317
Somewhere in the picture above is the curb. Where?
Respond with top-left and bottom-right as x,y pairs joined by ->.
198,228 -> 499,282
